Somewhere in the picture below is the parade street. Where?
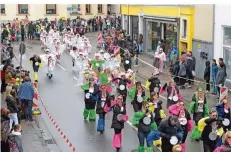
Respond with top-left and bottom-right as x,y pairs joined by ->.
11,32 -> 227,152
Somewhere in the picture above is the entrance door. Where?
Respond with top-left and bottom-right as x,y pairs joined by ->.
131,16 -> 138,41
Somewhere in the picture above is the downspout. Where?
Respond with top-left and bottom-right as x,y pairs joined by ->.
212,4 -> 215,59
177,5 -> 181,53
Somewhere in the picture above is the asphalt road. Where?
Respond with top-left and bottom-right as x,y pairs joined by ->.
11,32 -> 208,152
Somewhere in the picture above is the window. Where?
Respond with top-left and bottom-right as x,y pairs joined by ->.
98,4 -> 103,13
181,19 -> 187,39
46,4 -> 56,14
1,4 -> 5,14
72,4 -> 80,13
223,27 -> 231,46
223,27 -> 231,81
18,4 -> 28,14
85,4 -> 91,13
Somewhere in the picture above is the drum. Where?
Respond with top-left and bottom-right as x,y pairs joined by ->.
170,136 -> 178,145
117,114 -> 123,121
209,132 -> 217,141
119,84 -> 125,91
143,116 -> 151,125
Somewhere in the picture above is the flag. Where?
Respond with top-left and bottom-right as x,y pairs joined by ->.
128,86 -> 136,100
99,72 -> 109,85
81,82 -> 89,90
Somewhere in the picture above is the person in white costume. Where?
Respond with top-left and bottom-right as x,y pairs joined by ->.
40,49 -> 56,79
99,50 -> 105,60
54,40 -> 65,63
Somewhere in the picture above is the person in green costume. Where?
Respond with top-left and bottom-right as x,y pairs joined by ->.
136,109 -> 157,152
189,87 -> 209,140
82,78 -> 100,121
90,53 -> 105,73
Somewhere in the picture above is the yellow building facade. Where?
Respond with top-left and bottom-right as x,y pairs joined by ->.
120,5 -> 195,53
0,4 -> 108,21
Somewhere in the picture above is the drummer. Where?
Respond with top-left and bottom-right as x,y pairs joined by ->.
215,99 -> 231,132
168,99 -> 193,152
199,108 -> 224,152
104,95 -> 128,152
136,109 -> 154,152
158,116 -> 183,152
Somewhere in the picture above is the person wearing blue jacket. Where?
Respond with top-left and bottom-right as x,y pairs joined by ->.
212,59 -> 218,95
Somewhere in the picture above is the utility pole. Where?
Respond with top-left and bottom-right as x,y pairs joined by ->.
19,41 -> 26,85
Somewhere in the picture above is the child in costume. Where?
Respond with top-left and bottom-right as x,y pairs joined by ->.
104,95 -> 128,152
96,83 -> 111,134
29,54 -> 42,82
81,78 -> 100,121
168,99 -> 193,152
189,87 -> 209,141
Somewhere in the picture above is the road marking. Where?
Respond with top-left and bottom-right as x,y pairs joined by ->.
74,83 -> 82,87
57,63 -> 66,71
73,76 -> 78,81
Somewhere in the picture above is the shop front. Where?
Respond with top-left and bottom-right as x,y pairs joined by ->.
143,16 -> 179,55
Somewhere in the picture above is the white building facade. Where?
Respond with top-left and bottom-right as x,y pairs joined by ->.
214,4 -> 231,84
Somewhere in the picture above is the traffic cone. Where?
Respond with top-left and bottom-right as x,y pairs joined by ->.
33,82 -> 41,115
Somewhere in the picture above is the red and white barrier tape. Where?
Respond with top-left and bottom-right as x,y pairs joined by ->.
34,88 -> 76,152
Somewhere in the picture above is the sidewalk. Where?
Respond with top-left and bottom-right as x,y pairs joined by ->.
1,95 -> 50,152
135,53 -> 230,108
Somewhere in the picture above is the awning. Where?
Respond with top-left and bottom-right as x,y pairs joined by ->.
144,15 -> 179,25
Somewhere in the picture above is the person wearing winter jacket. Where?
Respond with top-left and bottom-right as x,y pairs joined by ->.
4,65 -> 13,85
136,109 -> 154,152
6,91 -> 19,131
158,116 -> 183,152
204,61 -> 211,93
199,108 -> 224,152
212,59 -> 218,95
123,51 -> 132,72
147,73 -> 161,96
8,124 -> 23,152
1,108 -> 11,152
186,51 -> 196,87
216,99 -> 231,132
29,54 -> 42,82
104,95 -> 128,152
178,56 -> 187,89
172,60 -> 180,85
216,59 -> 226,99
